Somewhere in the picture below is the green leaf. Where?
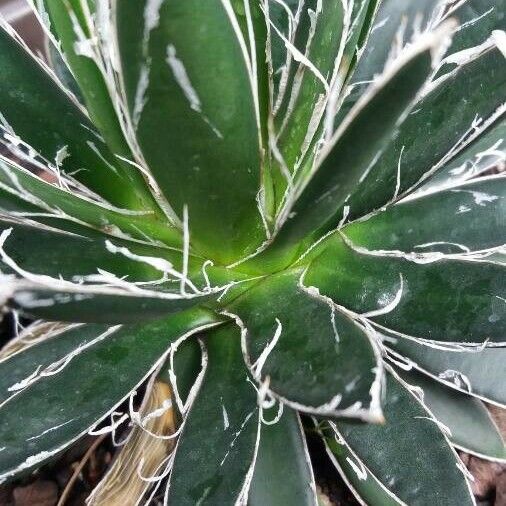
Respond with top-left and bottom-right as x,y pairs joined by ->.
0,323 -> 107,404
0,309 -> 220,484
41,0 -> 133,158
344,175 -> 506,253
0,24 -> 154,211
8,282 -> 220,324
228,269 -> 383,420
386,335 -> 506,407
326,370 -> 474,506
321,422 -> 400,506
443,0 -> 506,64
166,324 -> 260,505
344,45 -> 506,221
266,0 -> 301,101
336,0 -> 440,123
249,408 -> 318,506
116,0 -> 265,263
420,117 -> 506,192
305,234 -> 506,344
0,219 -> 170,282
0,157 -> 181,247
273,33 -> 439,247
46,35 -> 83,102
396,368 -> 506,461
274,1 -> 345,171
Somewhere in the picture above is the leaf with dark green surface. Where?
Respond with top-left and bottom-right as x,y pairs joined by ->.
46,39 -> 83,103
420,117 -> 506,192
322,422 -> 401,505
0,219 -> 165,282
229,269 -> 383,420
274,1 -> 345,172
326,370 -> 475,506
336,0 -> 441,123
161,336 -> 204,418
344,175 -> 506,253
344,46 -> 506,221
166,325 -> 260,506
442,0 -> 506,67
386,336 -> 506,407
41,0 -> 130,158
0,24 -> 154,211
8,281 -> 220,324
0,323 -> 107,404
0,309 -> 220,484
266,0 -> 301,99
0,157 -> 181,247
116,0 -> 264,263
305,234 -> 506,343
396,368 -> 505,461
273,33 -> 439,246
249,408 -> 317,506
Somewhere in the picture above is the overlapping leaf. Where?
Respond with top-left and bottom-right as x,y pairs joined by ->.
344,175 -> 506,253
386,336 -> 506,406
116,0 -> 265,262
38,0 -> 131,158
323,370 -> 474,506
228,269 -> 383,420
305,234 -> 505,343
166,325 -> 260,505
249,408 -> 317,506
0,309 -> 219,484
397,368 -> 505,461
420,117 -> 505,192
0,23 -> 154,211
0,157 -> 181,247
272,31 -> 440,246
344,45 -> 506,221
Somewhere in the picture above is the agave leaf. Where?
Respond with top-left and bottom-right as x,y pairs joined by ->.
249,408 -> 318,506
0,323 -> 108,404
344,45 -> 506,221
443,0 -> 506,64
116,0 -> 265,262
343,175 -> 506,253
322,421 -> 400,505
231,0 -> 269,141
324,370 -> 475,506
396,368 -> 505,462
162,336 -> 203,417
166,325 -> 260,505
385,336 -> 506,407
0,220 -> 170,282
273,0 -> 345,172
0,309 -> 220,484
0,24 -> 154,211
273,31 -> 439,247
46,38 -> 83,103
0,157 -> 181,247
305,234 -> 506,344
228,269 -> 383,421
336,0 -> 441,122
7,280 -> 221,324
419,117 -> 506,192
266,0 -> 301,101
39,0 -> 132,159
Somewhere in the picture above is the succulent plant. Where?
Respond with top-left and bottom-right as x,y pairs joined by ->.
0,0 -> 504,504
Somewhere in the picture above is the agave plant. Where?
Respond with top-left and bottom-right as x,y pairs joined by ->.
0,0 -> 504,504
